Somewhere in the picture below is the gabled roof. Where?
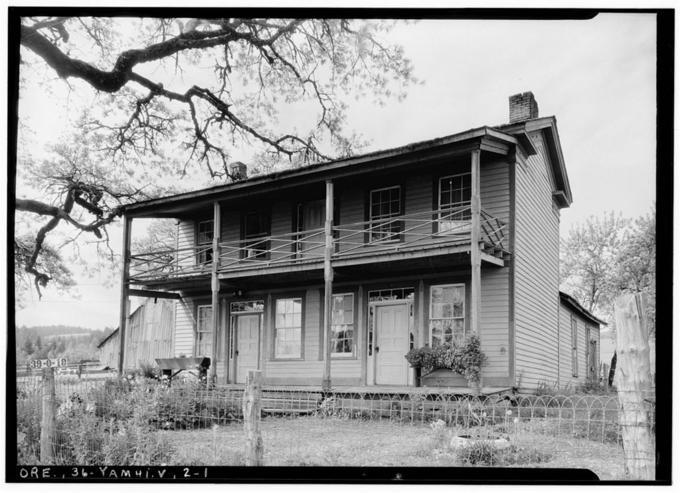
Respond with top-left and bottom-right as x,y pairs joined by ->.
123,115 -> 572,216
97,303 -> 144,348
559,291 -> 607,326
97,328 -> 118,348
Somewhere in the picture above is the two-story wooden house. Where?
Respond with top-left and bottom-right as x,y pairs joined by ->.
118,92 -> 602,392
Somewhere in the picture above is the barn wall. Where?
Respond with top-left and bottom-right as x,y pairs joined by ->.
124,299 -> 175,369
98,332 -> 119,369
513,131 -> 561,391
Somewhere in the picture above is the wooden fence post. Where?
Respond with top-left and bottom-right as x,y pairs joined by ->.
242,370 -> 264,466
40,366 -> 57,464
614,293 -> 654,480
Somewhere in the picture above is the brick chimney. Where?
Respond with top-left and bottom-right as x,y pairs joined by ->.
509,91 -> 539,123
229,161 -> 248,181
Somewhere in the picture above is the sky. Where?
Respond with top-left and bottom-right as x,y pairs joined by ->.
13,13 -> 658,330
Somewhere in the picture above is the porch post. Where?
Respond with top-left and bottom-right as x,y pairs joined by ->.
322,179 -> 334,392
209,201 -> 221,384
117,215 -> 132,375
470,149 -> 482,338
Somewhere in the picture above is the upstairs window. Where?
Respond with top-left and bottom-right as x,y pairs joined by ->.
197,220 -> 214,265
429,284 -> 465,346
369,186 -> 402,243
438,174 -> 471,234
331,294 -> 354,357
242,210 -> 271,260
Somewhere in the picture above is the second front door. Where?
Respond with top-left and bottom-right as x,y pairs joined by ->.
235,314 -> 260,383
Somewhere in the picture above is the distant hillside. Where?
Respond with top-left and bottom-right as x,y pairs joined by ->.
16,325 -> 94,338
16,325 -> 114,364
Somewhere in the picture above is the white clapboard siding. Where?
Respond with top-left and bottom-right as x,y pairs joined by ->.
174,299 -> 195,357
513,131 -> 561,391
480,268 -> 510,379
177,220 -> 195,270
263,288 -> 362,385
557,302 -> 601,388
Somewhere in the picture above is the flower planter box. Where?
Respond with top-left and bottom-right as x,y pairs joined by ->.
420,368 -> 467,388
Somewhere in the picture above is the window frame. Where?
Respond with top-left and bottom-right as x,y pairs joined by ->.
437,173 -> 472,235
368,185 -> 403,244
571,315 -> 579,377
330,293 -> 356,358
196,219 -> 214,265
241,209 -> 271,260
196,304 -> 214,357
428,283 -> 466,346
272,296 -> 304,360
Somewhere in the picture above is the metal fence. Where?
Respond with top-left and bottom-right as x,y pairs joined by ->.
15,373 -> 655,479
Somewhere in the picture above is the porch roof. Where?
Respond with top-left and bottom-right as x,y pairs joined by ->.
123,125 -> 518,218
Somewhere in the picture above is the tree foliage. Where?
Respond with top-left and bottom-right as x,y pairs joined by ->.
16,16 -> 416,297
560,207 -> 656,335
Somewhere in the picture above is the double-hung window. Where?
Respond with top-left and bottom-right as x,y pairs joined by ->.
438,174 -> 471,234
196,305 -> 213,356
197,220 -> 214,265
369,186 -> 402,243
429,284 -> 465,346
243,210 -> 271,260
274,298 -> 302,359
331,294 -> 354,357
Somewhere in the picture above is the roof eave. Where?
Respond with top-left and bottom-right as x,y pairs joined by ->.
559,291 -> 607,326
497,117 -> 573,207
123,126 -> 517,217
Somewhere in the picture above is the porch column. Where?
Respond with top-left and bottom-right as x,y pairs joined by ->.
470,149 -> 482,337
322,179 -> 334,391
209,201 -> 221,384
117,215 -> 132,375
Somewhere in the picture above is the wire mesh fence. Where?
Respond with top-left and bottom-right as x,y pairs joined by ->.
15,371 -> 655,479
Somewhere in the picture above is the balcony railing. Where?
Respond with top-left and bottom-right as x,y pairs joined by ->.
128,207 -> 508,282
129,244 -> 213,282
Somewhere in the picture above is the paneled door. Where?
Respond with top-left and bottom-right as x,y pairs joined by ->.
235,314 -> 260,384
375,303 -> 409,385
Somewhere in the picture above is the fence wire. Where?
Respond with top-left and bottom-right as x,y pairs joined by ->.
15,373 -> 655,479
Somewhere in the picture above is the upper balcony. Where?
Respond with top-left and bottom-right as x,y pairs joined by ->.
128,205 -> 509,285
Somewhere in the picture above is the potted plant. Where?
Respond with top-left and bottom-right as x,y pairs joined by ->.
405,346 -> 433,387
404,336 -> 487,392
459,335 -> 487,394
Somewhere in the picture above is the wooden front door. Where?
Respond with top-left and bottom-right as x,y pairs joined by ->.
375,303 -> 409,385
235,314 -> 260,384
